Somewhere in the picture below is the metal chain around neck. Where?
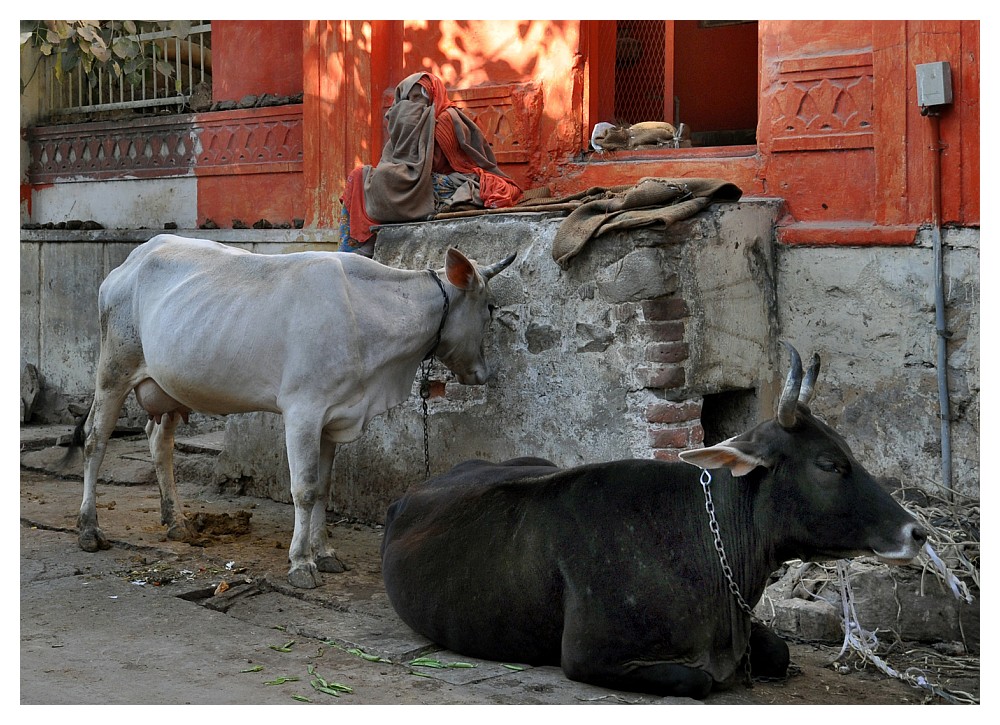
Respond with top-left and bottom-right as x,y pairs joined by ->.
423,270 -> 450,362
420,270 -> 450,478
700,467 -> 756,687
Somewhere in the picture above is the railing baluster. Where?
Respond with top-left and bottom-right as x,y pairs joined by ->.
41,22 -> 211,119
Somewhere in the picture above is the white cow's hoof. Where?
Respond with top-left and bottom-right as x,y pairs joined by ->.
288,565 -> 320,589
79,527 -> 110,552
316,553 -> 349,573
165,517 -> 199,543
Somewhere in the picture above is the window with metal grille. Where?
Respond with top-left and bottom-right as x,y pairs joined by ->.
37,21 -> 211,122
592,20 -> 758,148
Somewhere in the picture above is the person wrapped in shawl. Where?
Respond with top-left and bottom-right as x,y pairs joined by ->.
339,72 -> 522,255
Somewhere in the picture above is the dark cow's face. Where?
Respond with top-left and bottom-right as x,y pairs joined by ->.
735,407 -> 924,564
680,345 -> 927,566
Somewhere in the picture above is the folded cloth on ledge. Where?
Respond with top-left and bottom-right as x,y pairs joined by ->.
549,178 -> 742,268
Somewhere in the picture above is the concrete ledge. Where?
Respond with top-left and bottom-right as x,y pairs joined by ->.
20,228 -> 340,245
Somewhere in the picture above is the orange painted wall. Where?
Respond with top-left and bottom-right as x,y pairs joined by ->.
199,20 -> 978,239
755,20 -> 979,240
564,19 -> 979,243
198,21 -> 307,227
211,20 -> 303,100
197,171 -> 305,228
673,21 -> 758,133
756,20 -> 879,227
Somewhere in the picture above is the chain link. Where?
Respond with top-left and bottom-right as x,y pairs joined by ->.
419,270 -> 449,479
700,467 -> 755,687
420,361 -> 432,478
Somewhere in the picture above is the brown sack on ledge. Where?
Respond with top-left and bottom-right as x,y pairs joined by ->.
551,178 -> 742,268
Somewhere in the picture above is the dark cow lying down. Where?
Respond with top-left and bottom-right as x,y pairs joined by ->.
381,345 -> 927,698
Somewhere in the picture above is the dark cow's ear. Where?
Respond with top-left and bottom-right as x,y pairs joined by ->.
445,248 -> 480,290
679,443 -> 765,478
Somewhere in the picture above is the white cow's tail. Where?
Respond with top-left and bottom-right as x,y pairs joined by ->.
59,400 -> 92,470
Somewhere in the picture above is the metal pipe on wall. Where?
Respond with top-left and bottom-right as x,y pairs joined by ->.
925,110 -> 953,500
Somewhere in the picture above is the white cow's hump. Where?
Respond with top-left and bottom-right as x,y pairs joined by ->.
134,234 -> 407,284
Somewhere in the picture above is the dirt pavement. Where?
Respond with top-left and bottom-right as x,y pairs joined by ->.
19,425 -> 979,709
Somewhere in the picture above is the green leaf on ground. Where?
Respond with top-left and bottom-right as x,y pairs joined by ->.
264,676 -> 300,685
409,657 -> 477,669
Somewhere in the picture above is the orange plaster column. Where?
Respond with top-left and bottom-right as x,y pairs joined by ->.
302,20 -> 402,229
303,20 -> 343,229
662,21 -> 675,125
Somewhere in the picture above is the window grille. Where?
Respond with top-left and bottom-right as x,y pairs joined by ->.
593,20 -> 759,147
599,20 -> 668,126
41,22 -> 211,120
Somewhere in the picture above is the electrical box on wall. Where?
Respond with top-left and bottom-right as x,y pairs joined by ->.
916,61 -> 953,107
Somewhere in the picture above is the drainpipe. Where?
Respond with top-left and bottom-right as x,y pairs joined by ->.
928,113 -> 952,500
917,61 -> 954,500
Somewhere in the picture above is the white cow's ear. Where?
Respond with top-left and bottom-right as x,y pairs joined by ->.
445,247 -> 479,290
679,444 -> 765,478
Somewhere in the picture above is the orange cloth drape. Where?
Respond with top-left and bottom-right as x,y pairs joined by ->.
419,75 -> 522,209
341,166 -> 380,245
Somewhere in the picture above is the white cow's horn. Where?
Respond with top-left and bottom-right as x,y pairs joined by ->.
481,252 -> 517,281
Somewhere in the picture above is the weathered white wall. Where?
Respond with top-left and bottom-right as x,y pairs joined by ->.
777,227 -> 980,500
19,229 -> 338,427
20,216 -> 980,521
29,177 -> 198,230
338,206 -> 780,521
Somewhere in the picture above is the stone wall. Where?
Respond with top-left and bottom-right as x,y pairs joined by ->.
20,212 -> 980,517
217,201 -> 784,521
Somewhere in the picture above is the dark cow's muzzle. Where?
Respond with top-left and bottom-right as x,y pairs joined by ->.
873,519 -> 927,564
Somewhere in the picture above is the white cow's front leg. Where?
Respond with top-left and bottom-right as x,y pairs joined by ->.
146,412 -> 197,542
313,436 -> 348,573
285,419 -> 325,589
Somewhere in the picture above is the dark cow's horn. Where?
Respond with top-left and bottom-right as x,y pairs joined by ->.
480,252 -> 517,281
799,352 -> 821,406
777,342 -> 803,428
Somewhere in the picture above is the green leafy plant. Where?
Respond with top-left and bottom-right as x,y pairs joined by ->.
20,20 -> 190,91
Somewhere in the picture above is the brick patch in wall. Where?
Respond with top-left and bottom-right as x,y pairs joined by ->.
650,423 -> 704,460
648,426 -> 692,449
642,320 -> 685,343
646,399 -> 702,424
645,341 -> 689,364
636,297 -> 698,457
638,365 -> 685,390
642,298 -> 689,321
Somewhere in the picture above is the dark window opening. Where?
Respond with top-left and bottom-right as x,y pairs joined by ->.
593,20 -> 758,149
700,388 -> 761,446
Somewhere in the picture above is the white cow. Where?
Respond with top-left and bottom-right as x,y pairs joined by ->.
73,234 -> 516,588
